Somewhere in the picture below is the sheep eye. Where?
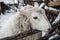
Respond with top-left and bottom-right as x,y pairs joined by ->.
33,17 -> 38,19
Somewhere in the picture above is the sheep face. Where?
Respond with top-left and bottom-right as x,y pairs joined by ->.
29,8 -> 52,32
20,4 -> 52,32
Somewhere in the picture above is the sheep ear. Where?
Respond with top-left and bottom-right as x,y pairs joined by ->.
34,2 -> 39,8
40,8 -> 45,15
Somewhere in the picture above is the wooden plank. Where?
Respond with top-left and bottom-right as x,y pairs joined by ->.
48,1 -> 60,6
53,0 -> 60,2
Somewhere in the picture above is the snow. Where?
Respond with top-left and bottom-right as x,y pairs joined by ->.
0,0 -> 24,4
18,0 -> 24,3
3,0 -> 18,4
39,3 -> 45,8
0,0 -> 3,2
42,0 -> 45,1
49,34 -> 59,40
44,6 -> 60,12
52,13 -> 60,24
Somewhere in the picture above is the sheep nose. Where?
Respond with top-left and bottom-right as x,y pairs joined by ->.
48,28 -> 51,31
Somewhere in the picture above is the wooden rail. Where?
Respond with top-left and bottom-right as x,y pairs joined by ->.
48,1 -> 60,6
0,30 -> 41,40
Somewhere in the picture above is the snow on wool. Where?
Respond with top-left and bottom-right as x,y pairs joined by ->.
0,2 -> 51,39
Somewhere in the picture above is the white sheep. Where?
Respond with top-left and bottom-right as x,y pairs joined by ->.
0,2 -> 52,39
